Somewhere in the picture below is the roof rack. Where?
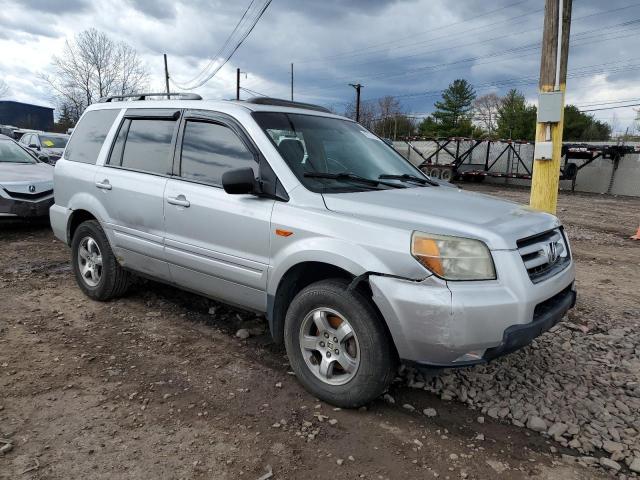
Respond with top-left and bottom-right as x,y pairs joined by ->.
244,97 -> 331,113
99,92 -> 202,103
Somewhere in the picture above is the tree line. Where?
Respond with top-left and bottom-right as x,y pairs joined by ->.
346,78 -> 612,142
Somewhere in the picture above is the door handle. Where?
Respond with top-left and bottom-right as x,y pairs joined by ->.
95,179 -> 112,190
167,195 -> 190,208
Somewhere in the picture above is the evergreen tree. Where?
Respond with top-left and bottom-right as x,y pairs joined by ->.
563,105 -> 611,141
496,89 -> 537,140
431,79 -> 476,137
54,103 -> 76,133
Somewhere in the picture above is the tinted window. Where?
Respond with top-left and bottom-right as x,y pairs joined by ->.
39,135 -> 68,148
107,119 -> 129,167
180,121 -> 255,185
65,109 -> 119,164
119,119 -> 176,175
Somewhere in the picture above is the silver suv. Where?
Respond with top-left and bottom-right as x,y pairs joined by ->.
50,93 -> 576,407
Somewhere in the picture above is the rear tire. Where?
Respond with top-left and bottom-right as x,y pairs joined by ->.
284,278 -> 397,408
71,220 -> 130,301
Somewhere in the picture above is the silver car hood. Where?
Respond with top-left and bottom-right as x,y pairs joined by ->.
322,186 -> 560,250
0,162 -> 54,194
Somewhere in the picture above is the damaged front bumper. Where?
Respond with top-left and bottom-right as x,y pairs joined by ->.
369,250 -> 576,367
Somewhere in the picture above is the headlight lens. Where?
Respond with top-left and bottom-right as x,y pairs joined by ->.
411,232 -> 496,280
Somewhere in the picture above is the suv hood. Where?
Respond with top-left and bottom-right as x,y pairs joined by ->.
0,162 -> 54,194
322,186 -> 560,250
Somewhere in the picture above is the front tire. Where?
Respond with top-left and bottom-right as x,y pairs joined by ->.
71,220 -> 130,301
284,278 -> 397,408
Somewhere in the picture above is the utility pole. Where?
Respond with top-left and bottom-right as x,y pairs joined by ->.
290,63 -> 294,101
349,83 -> 363,122
236,67 -> 241,100
163,54 -> 170,96
530,0 -> 572,214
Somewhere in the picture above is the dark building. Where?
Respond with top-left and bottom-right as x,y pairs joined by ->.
0,101 -> 54,131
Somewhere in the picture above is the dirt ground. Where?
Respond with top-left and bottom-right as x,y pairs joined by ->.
1,184 -> 638,480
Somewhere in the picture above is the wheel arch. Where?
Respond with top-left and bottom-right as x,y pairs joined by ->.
67,209 -> 98,244
268,261 -> 355,345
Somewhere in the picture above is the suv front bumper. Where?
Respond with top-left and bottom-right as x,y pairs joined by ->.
369,250 -> 576,366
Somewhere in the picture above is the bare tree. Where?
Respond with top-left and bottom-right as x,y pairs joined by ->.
473,93 -> 501,136
40,28 -> 148,118
0,79 -> 9,98
344,99 -> 378,128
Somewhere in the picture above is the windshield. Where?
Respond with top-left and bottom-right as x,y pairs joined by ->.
39,135 -> 68,149
0,140 -> 37,164
253,112 -> 425,192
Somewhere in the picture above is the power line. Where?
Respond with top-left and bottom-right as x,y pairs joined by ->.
297,1 -> 640,67
171,0 -> 272,90
580,103 -> 640,112
294,0 -> 532,64
304,10 -> 640,74
240,86 -> 268,97
299,22 -> 640,95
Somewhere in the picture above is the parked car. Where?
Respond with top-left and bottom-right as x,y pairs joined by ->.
0,134 -> 54,218
50,94 -> 576,407
19,131 -> 69,164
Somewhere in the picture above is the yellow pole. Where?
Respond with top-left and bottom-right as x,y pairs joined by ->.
530,85 -> 565,214
530,0 -> 572,215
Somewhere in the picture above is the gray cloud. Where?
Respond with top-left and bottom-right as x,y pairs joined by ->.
0,0 -> 638,130
9,0 -> 92,14
128,0 -> 176,20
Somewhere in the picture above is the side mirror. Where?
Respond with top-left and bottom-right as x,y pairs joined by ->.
29,144 -> 39,150
222,167 -> 257,195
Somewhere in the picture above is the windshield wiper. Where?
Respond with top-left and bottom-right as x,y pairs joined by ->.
304,172 -> 405,189
378,173 -> 439,186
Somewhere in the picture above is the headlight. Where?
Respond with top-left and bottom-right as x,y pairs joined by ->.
411,232 -> 496,281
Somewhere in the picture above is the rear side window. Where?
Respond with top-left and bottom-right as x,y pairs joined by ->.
110,119 -> 176,175
180,121 -> 255,185
65,109 -> 119,164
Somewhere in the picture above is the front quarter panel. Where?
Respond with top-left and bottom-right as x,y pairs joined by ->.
267,199 -> 429,295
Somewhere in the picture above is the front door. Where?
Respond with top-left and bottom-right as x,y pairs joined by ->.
163,111 -> 274,311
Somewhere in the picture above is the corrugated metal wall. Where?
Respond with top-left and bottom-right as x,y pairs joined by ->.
393,141 -> 640,197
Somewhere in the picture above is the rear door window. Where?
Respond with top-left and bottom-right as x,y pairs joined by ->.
179,120 -> 255,186
65,109 -> 119,164
117,119 -> 176,175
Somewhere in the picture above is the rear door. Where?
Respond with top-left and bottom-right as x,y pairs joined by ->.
163,110 -> 274,311
94,108 -> 180,281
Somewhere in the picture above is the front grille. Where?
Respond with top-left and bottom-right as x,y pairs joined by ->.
517,228 -> 570,283
4,189 -> 54,201
533,284 -> 573,320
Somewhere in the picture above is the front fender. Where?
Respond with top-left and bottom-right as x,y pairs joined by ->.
268,238 -> 380,295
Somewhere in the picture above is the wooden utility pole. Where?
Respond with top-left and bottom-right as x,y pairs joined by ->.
530,0 -> 572,214
163,54 -> 170,96
349,83 -> 363,122
236,68 -> 241,100
290,63 -> 294,101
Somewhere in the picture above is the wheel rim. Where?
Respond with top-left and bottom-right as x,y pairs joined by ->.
299,307 -> 360,386
77,236 -> 103,287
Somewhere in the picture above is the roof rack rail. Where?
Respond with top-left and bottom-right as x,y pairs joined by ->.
244,97 -> 331,113
99,92 -> 202,103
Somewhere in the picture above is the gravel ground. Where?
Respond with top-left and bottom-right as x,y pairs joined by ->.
1,183 -> 639,479
399,184 -> 640,475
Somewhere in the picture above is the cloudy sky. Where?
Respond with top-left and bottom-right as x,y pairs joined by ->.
1,0 -> 638,133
